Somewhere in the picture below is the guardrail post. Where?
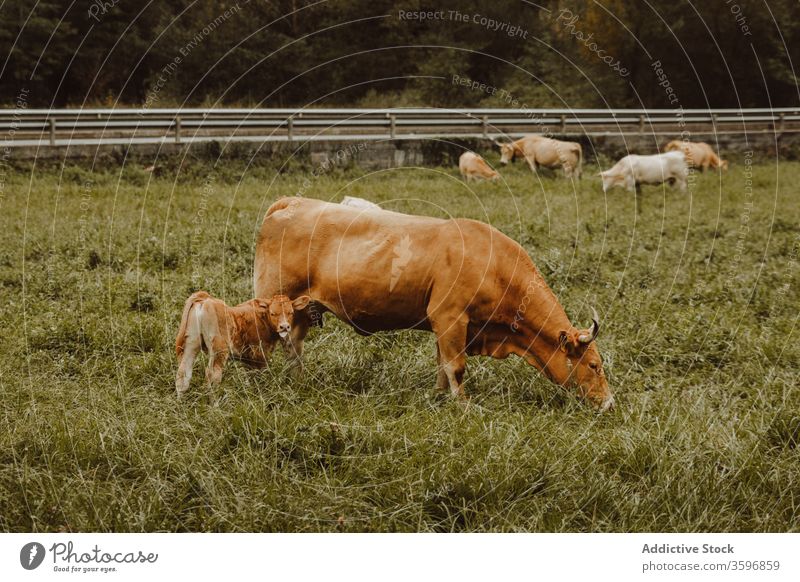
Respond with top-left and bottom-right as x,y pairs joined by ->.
711,113 -> 717,129
482,115 -> 489,138
49,118 -> 56,146
175,116 -> 181,144
639,115 -> 645,133
779,113 -> 785,132
389,114 -> 396,139
287,116 -> 294,142
560,114 -> 566,134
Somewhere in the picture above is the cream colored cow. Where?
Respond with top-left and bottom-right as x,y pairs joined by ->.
458,151 -> 499,182
665,140 -> 728,171
496,135 -> 583,179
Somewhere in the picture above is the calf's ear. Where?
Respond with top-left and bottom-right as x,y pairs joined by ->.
257,299 -> 270,309
292,295 -> 311,310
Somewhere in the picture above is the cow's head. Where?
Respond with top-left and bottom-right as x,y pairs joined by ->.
258,294 -> 311,339
558,311 -> 613,411
495,140 -> 519,165
719,160 -> 729,170
598,169 -> 623,193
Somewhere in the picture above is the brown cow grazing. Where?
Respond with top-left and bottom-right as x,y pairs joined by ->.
496,135 -> 583,179
459,151 -> 499,182
254,197 -> 613,411
665,140 -> 728,171
174,291 -> 311,397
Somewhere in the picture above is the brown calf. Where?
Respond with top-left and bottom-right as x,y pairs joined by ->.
174,291 -> 310,397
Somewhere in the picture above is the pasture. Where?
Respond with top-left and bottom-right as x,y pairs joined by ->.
1,153 -> 798,532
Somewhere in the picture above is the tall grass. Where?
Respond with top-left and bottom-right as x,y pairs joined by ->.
1,155 -> 798,532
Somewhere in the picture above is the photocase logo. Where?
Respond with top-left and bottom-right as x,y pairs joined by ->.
20,542 -> 46,570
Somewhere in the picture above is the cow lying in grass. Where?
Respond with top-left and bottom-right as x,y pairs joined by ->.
175,291 -> 311,397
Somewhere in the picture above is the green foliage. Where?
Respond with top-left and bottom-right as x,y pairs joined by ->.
0,158 -> 799,532
0,1 -> 798,107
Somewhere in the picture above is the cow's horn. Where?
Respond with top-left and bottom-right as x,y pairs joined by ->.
492,138 -> 504,146
578,307 -> 600,344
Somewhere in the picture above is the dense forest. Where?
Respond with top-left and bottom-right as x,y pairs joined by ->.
0,0 -> 798,109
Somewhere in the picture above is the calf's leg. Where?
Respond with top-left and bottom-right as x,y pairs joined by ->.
176,334 -> 202,398
205,337 -> 229,387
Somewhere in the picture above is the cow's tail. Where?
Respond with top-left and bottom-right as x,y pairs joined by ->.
574,143 -> 583,179
175,291 -> 210,358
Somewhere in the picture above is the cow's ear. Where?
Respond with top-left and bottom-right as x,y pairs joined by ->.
292,295 -> 311,311
559,330 -> 571,353
257,299 -> 270,309
559,330 -> 584,355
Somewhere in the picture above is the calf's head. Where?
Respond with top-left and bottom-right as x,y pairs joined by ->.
259,294 -> 311,338
558,311 -> 613,411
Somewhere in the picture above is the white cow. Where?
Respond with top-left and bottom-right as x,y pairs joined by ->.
341,196 -> 381,210
599,151 -> 688,193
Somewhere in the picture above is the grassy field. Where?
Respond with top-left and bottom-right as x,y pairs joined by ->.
1,152 -> 798,532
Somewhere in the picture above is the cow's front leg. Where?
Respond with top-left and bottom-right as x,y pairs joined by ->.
283,312 -> 310,376
434,344 -> 449,391
284,336 -> 304,376
524,154 -> 538,174
431,317 -> 469,399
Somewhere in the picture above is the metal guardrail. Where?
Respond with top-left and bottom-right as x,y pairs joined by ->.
1,107 -> 799,148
